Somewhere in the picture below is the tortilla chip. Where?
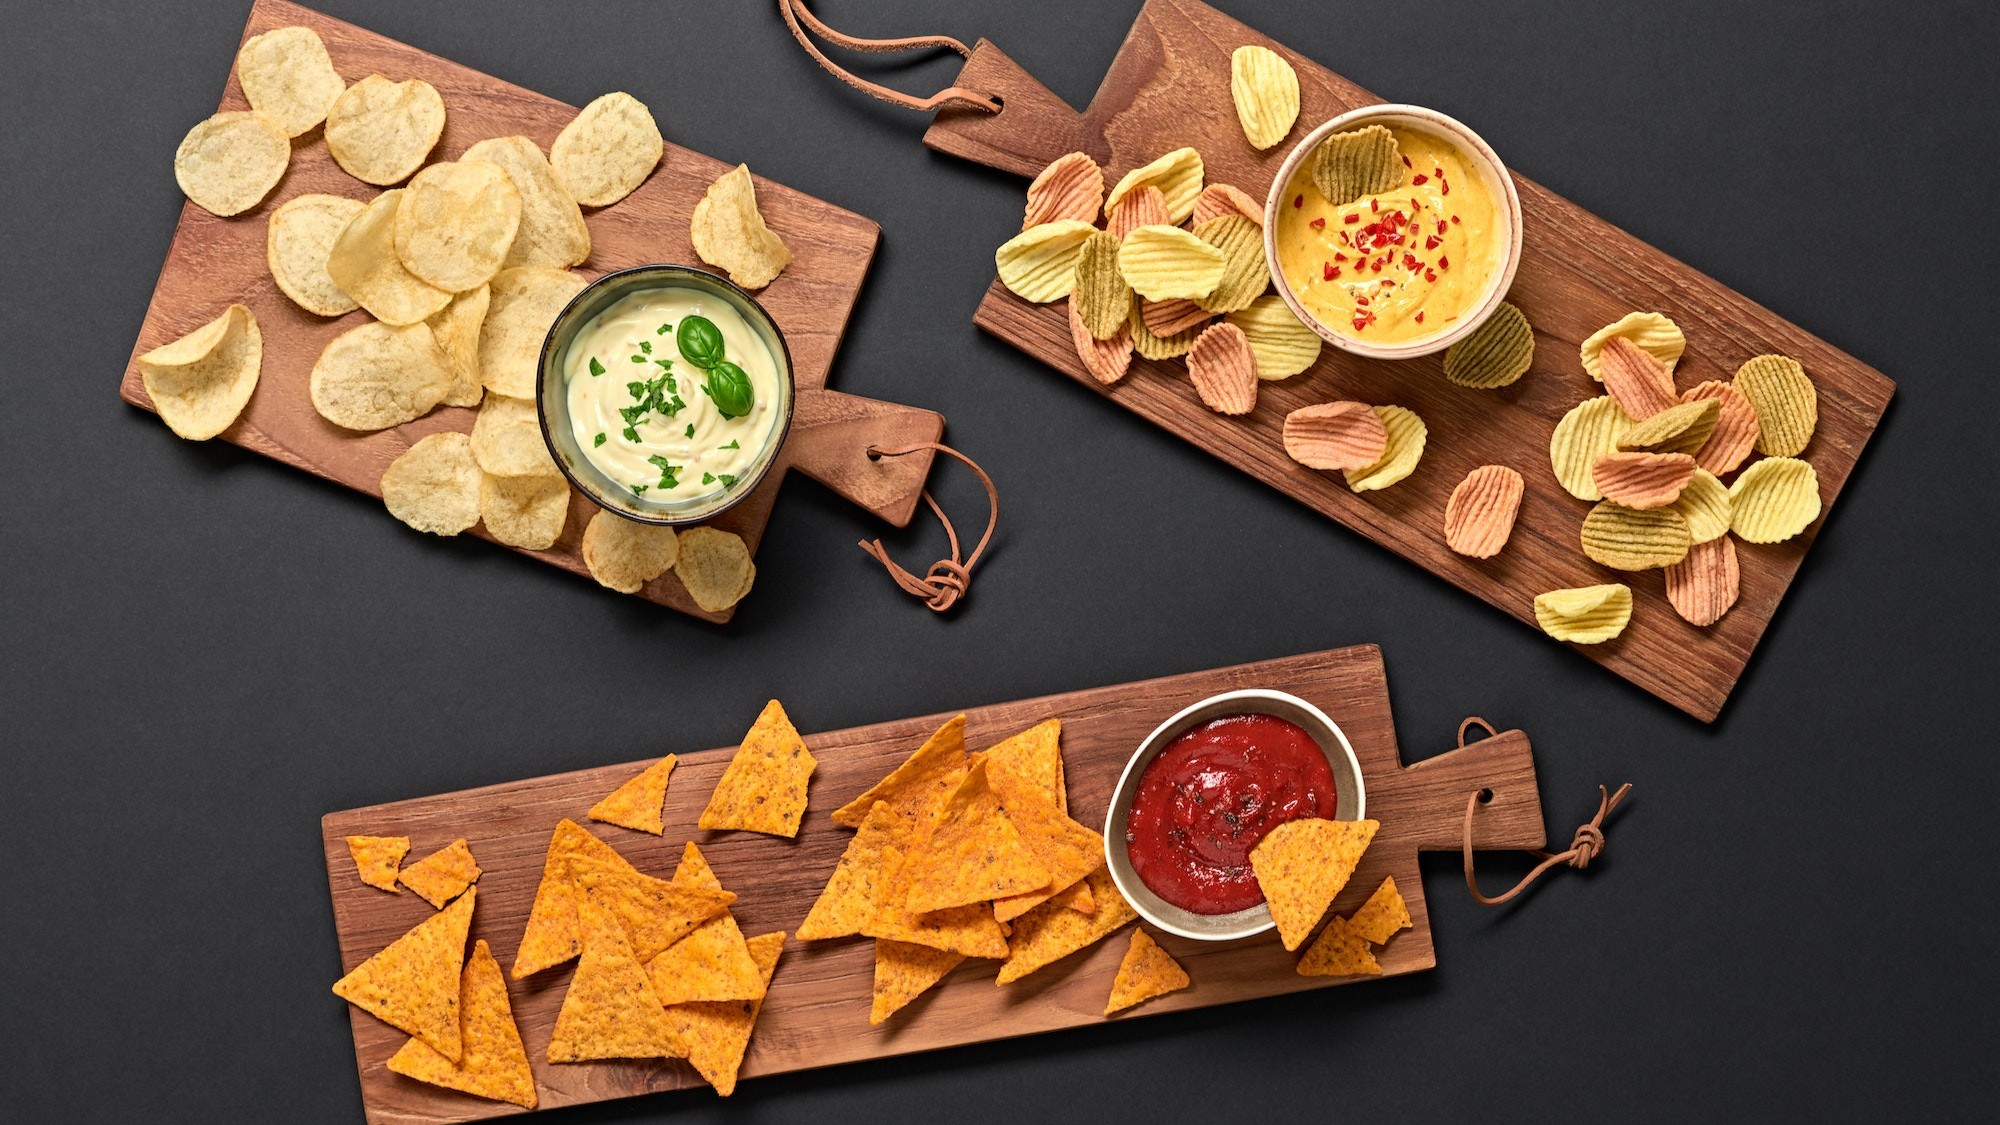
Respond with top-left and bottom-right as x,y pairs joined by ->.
1054,878 -> 1096,915
988,758 -> 1103,923
644,843 -> 764,1005
511,819 -> 627,979
665,931 -> 785,1096
871,939 -> 965,1025
1104,928 -> 1190,1015
386,940 -> 537,1108
862,842 -> 1010,959
698,700 -> 816,837
831,714 -> 968,828
902,757 -> 1052,914
546,901 -> 682,1062
574,858 -> 736,963
996,867 -> 1137,985
346,835 -> 409,892
398,838 -> 481,909
1346,876 -> 1412,945
332,887 -> 475,1062
983,719 -> 1064,807
1249,818 -> 1378,951
796,801 -> 901,942
1296,914 -> 1382,977
587,754 -> 678,835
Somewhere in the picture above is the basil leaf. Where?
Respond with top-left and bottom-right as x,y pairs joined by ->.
675,315 -> 726,369
588,357 -> 605,377
705,360 -> 754,419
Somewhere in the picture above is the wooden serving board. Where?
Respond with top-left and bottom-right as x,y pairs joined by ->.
322,645 -> 1544,1122
923,0 -> 1895,720
121,0 -> 945,623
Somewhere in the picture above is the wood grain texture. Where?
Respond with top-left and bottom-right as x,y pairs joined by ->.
322,645 -> 1544,1123
120,0 -> 941,624
925,0 -> 1895,720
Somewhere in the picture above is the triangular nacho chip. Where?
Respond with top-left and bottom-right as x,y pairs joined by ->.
1105,928 -> 1191,1015
547,901 -> 683,1062
644,843 -> 764,1005
588,754 -> 678,835
333,886 -> 475,1062
386,940 -> 537,1108
988,759 -> 1103,923
871,939 -> 965,1025
1056,878 -> 1096,915
1296,914 -> 1383,977
1248,818 -> 1379,951
664,930 -> 785,1096
862,842 -> 1010,959
1346,876 -> 1412,945
832,714 -> 968,828
511,819 -> 631,979
347,835 -> 409,892
574,858 -> 736,963
996,867 -> 1137,984
983,719 -> 1064,809
398,838 -> 481,909
699,700 -> 816,837
903,757 -> 1052,914
796,801 -> 901,941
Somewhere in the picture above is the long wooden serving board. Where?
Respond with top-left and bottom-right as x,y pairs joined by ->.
121,0 -> 945,623
323,645 -> 1544,1122
923,0 -> 1895,720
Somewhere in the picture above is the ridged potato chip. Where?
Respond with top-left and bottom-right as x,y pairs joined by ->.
581,510 -> 678,593
1226,296 -> 1321,379
1580,312 -> 1684,381
326,190 -> 453,326
1118,225 -> 1226,301
1069,297 -> 1133,385
1192,214 -> 1269,313
1580,502 -> 1691,570
1669,468 -> 1732,544
326,75 -> 445,185
1140,297 -> 1211,338
1191,183 -> 1264,227
996,219 -> 1096,303
550,92 -> 662,207
676,526 -> 756,613
1441,302 -> 1533,389
394,161 -> 522,293
1592,451 -> 1697,510
173,110 -> 289,217
1104,147 -> 1205,224
1549,396 -> 1635,501
1617,397 -> 1719,456
237,26 -> 345,138
428,284 -> 490,408
1311,125 -> 1400,207
690,163 -> 792,289
1106,184 -> 1168,241
382,432 -> 481,535
137,303 -> 262,440
1129,300 -> 1201,360
1186,323 -> 1258,415
1735,354 -> 1817,457
1681,380 -> 1760,475
1230,45 -> 1299,150
268,194 -> 365,316
462,135 -> 592,270
1071,231 -> 1131,340
470,393 -> 557,478
480,471 -> 570,550
310,320 -> 452,431
1343,406 -> 1426,492
1284,401 -> 1387,471
1665,536 -> 1738,627
1023,152 -> 1104,229
1729,457 -> 1820,543
477,267 -> 586,398
1598,336 -> 1679,420
1444,465 -> 1524,558
1533,583 -> 1633,644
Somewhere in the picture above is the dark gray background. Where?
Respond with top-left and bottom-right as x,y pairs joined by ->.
3,1 -> 1994,1121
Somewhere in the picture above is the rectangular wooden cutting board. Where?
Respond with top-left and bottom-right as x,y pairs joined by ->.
925,0 -> 1895,720
322,644 -> 1545,1122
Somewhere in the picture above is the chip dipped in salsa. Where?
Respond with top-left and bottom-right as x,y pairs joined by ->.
1124,713 -> 1338,914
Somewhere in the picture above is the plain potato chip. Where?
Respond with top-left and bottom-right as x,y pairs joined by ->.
1669,468 -> 1732,544
546,900 -> 682,1062
580,509 -> 678,593
996,220 -> 1097,303
325,190 -> 453,326
1343,405 -> 1426,492
477,266 -> 586,398
1284,400 -> 1388,471
1550,396 -> 1636,501
1681,379 -> 1761,475
1580,311 -> 1684,381
1141,297 -> 1212,338
1106,183 -> 1169,241
1444,465 -> 1524,558
1103,147 -> 1206,224
268,194 -> 365,316
1230,45 -> 1300,150
1311,125 -> 1400,207
589,755 -> 677,835
872,938 -> 964,1025
1533,583 -> 1634,644
1117,225 -> 1226,301
346,835 -> 409,892
326,74 -> 445,185
1186,322 -> 1258,415
676,526 -> 756,613
1296,914 -> 1381,977
381,432 -> 481,536
1442,302 -> 1534,389
1023,152 -> 1104,229
310,319 -> 450,431
1729,456 -> 1820,543
332,887 -> 474,1062
699,700 -> 815,837
174,110 -> 289,217
663,930 -> 784,1096
511,819 -> 628,979
386,941 -> 537,1109
996,867 -> 1137,984
1226,296 -> 1322,379
1248,818 -> 1378,951
1666,536 -> 1739,627
480,471 -> 570,550
400,838 -> 481,909
1579,502 -> 1691,570
394,161 -> 522,292
1190,182 -> 1264,227
1736,353 -> 1817,457
645,844 -> 764,1006
1617,397 -> 1720,456
1129,299 -> 1201,360
469,393 -> 557,478
831,714 -> 967,828
1591,451 -> 1697,510
1104,928 -> 1190,1015
550,92 -> 663,207
1598,336 -> 1679,420
1191,214 -> 1269,313
1070,296 -> 1134,385
1345,876 -> 1412,945
428,284 -> 490,407
1072,231 -> 1132,340
902,757 -> 1050,913
690,163 -> 792,289
236,25 -> 345,138
798,801 -> 902,941
137,303 -> 262,440
461,135 -> 593,269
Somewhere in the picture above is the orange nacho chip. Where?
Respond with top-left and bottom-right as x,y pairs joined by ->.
1345,876 -> 1412,945
988,758 -> 1103,924
871,938 -> 965,1026
984,719 -> 1065,808
665,930 -> 785,1096
699,700 -> 816,837
1105,928 -> 1191,1015
832,714 -> 969,828
1055,878 -> 1096,915
996,867 -> 1137,984
512,819 -> 628,978
797,801 -> 902,941
863,841 -> 1011,959
1248,818 -> 1379,951
902,756 -> 1052,914
332,887 -> 475,1062
346,835 -> 409,892
547,901 -> 682,1062
386,940 -> 537,1109
1296,914 -> 1383,977
398,838 -> 481,909
645,843 -> 764,1005
573,858 -> 736,963
587,754 -> 678,835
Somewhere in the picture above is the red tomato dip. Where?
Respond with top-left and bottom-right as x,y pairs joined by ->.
1124,712 -> 1338,914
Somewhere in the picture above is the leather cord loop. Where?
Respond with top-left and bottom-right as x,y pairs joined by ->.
858,443 -> 997,612
1462,774 -> 1632,907
778,0 -> 1002,114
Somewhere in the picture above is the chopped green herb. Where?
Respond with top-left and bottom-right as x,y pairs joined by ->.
588,357 -> 605,377
718,440 -> 740,451
656,323 -> 673,335
646,453 -> 681,490
593,432 -> 607,447
630,354 -> 647,364
718,474 -> 738,487
639,340 -> 652,354
684,424 -> 695,439
631,483 -> 649,496
627,381 -> 646,400
701,472 -> 716,485
622,426 -> 639,442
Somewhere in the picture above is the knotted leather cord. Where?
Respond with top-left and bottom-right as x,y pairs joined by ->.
1454,716 -> 1632,906
858,443 -> 997,612
778,0 -> 1002,114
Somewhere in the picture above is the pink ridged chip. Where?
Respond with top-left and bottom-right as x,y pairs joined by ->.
1444,465 -> 1525,559
1592,451 -> 1698,509
1106,184 -> 1169,240
1282,400 -> 1387,470
1190,183 -> 1264,227
1023,152 -> 1105,229
1069,295 -> 1133,386
1598,337 -> 1679,420
1665,535 -> 1740,626
1186,323 -> 1258,415
1681,379 -> 1761,475
1141,297 -> 1213,337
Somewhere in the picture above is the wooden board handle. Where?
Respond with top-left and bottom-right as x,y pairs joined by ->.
784,388 -> 945,528
1371,728 -> 1547,852
924,40 -> 1101,177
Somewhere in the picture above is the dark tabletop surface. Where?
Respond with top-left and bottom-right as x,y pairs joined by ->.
3,1 -> 1994,1121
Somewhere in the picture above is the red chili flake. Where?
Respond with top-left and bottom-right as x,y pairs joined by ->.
1433,167 -> 1443,177
1380,279 -> 1394,287
1293,194 -> 1304,208
1441,178 -> 1450,195
1415,311 -> 1425,324
1323,262 -> 1337,280
1401,154 -> 1412,167
1352,311 -> 1376,331
1370,198 -> 1380,213
1424,235 -> 1441,250
1438,219 -> 1449,235
1356,295 -> 1371,306
1333,252 -> 1347,262
1424,268 -> 1437,282
1411,174 -> 1429,185
1410,197 -> 1423,211
1344,213 -> 1361,224
1372,257 -> 1385,272
1309,217 -> 1326,230
1438,254 -> 1450,269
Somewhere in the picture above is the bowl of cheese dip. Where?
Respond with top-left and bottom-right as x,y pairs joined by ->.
537,265 -> 793,525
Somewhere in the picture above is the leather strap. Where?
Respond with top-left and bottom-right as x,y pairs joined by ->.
858,443 -> 997,612
778,0 -> 1001,114
1456,716 -> 1632,906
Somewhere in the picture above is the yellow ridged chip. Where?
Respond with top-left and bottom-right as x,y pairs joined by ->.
382,432 -> 482,536
1230,45 -> 1300,150
1580,312 -> 1685,382
477,267 -> 587,398
1129,300 -> 1201,360
550,92 -> 662,207
1117,225 -> 1226,301
326,74 -> 445,185
428,284 -> 490,408
1579,502 -> 1691,570
1441,302 -> 1534,389
1071,231 -> 1131,340
462,135 -> 592,270
137,304 -> 262,440
470,393 -> 557,478
325,190 -> 453,326
1549,396 -> 1635,501
1728,457 -> 1820,543
236,25 -> 346,138
1669,468 -> 1731,544
1104,147 -> 1206,224
581,510 -> 678,594
677,527 -> 756,613
1310,125 -> 1401,207
1617,398 -> 1720,456
1226,296 -> 1321,379
995,219 -> 1096,304
480,472 -> 570,550
310,320 -> 451,432
1191,215 -> 1269,313
1735,354 -> 1817,457
268,194 -> 365,317
1533,584 -> 1634,644
1023,152 -> 1104,229
173,110 -> 289,217
394,161 -> 523,293
690,163 -> 793,290
1342,406 -> 1426,492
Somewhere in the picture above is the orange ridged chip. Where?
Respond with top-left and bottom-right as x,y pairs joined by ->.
1311,125 -> 1401,206
1141,297 -> 1212,338
1592,451 -> 1697,510
663,931 -> 784,1096
1191,214 -> 1269,314
1343,405 -> 1426,492
1550,396 -> 1635,501
1104,928 -> 1190,1015
1186,322 -> 1258,415
346,835 -> 409,893
1728,457 -> 1820,543
588,754 -> 678,835
1118,225 -> 1227,301
1442,302 -> 1534,389
1104,147 -> 1205,224
1190,183 -> 1264,227
332,888 -> 474,1062
1229,45 -> 1300,150
173,110 -> 289,217
386,940 -> 537,1109
996,866 -> 1137,984
1070,296 -> 1135,386
1072,231 -> 1132,340
546,900 -> 681,1063
1023,152 -> 1105,229
1226,296 -> 1321,379
1617,398 -> 1719,456
1283,401 -> 1388,471
1444,465 -> 1524,558
1129,299 -> 1202,360
1681,380 -> 1760,475
644,843 -> 764,1006
832,714 -> 968,829
871,938 -> 963,1025
996,219 -> 1097,303
1598,336 -> 1679,420
399,838 -> 481,909
699,699 -> 815,837
1106,184 -> 1169,241
1248,817 -> 1378,951
326,75 -> 445,186
1665,536 -> 1739,627
1580,502 -> 1691,570
1670,469 -> 1732,544
1296,914 -> 1382,977
1345,876 -> 1412,945
1533,583 -> 1634,644
1736,354 -> 1817,457
1580,312 -> 1685,381
137,303 -> 263,441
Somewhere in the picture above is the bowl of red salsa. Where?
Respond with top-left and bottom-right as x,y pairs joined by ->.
1104,689 -> 1365,941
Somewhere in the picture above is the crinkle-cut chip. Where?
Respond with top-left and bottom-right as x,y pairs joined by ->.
173,111 -> 289,217
1666,536 -> 1739,627
664,931 -> 784,1096
690,163 -> 793,289
1106,184 -> 1169,241
325,191 -> 453,326
1248,817 -> 1378,951
1669,469 -> 1731,544
393,161 -> 523,293
573,861 -> 737,964
798,801 -> 901,941
987,755 -> 1103,924
236,26 -> 345,138
1579,502 -> 1691,570
1104,147 -> 1206,224
346,835 -> 409,892
310,320 -> 450,431
1141,297 -> 1212,338
1533,583 -> 1634,644
1070,297 -> 1134,386
1071,231 -> 1132,341
137,303 -> 262,440
1442,302 -> 1534,388
332,888 -> 474,1062
1598,336 -> 1679,420
676,526 -> 757,613
1284,400 -> 1388,471
1310,125 -> 1401,206
1550,396 -> 1636,501
1735,354 -> 1818,457
1192,215 -> 1269,313
1296,914 -> 1382,977
1117,225 -> 1226,301
1728,457 -> 1821,543
386,941 -> 537,1109
1191,182 -> 1265,228
550,92 -> 663,207
469,393 -> 556,478
428,284 -> 489,407
1230,45 -> 1300,150
461,135 -> 592,269
995,219 -> 1097,304
1681,380 -> 1760,475
832,714 -> 967,829
546,901 -> 682,1063
996,867 -> 1137,984
588,755 -> 677,835
645,844 -> 764,1006
700,700 -> 815,837
1345,876 -> 1412,945
477,266 -> 586,398
1591,451 -> 1697,510
1343,405 -> 1426,492
862,841 -> 1010,959
400,838 -> 481,909
902,757 -> 1051,913
1128,300 -> 1201,360
1186,323 -> 1258,415
1580,311 -> 1685,381
268,194 -> 365,316
871,938 -> 963,1025
1023,152 -> 1104,229
480,472 -> 570,550
1226,296 -> 1322,379
1105,928 -> 1191,1015
1444,465 -> 1525,558
325,75 -> 445,185
1617,398 -> 1720,456
580,509 -> 678,594
382,433 -> 481,536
